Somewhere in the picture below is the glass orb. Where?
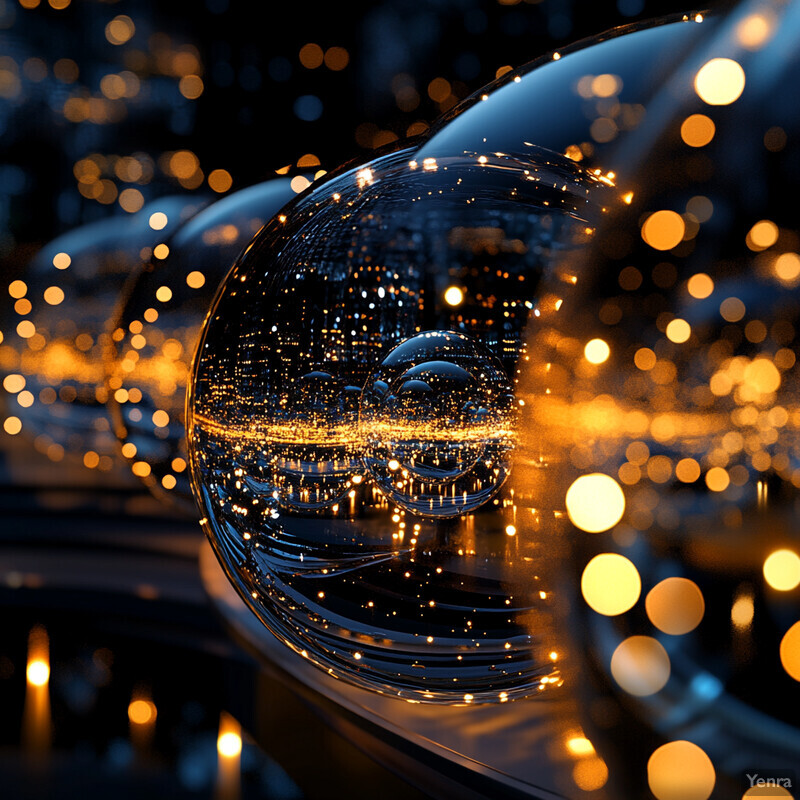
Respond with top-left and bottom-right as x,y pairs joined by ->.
517,1 -> 800,795
107,180 -> 298,509
361,330 -> 514,516
1,196 -> 204,470
188,14 -> 712,703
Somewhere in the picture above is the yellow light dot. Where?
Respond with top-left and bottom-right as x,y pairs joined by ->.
162,474 -> 177,490
774,252 -> 800,284
675,458 -> 701,483
16,320 -> 35,338
584,338 -> 610,364
43,286 -> 65,305
443,286 -> 464,306
291,175 -> 311,193
8,279 -> 27,298
16,391 -> 33,408
641,210 -> 685,251
648,741 -> 715,800
591,73 -> 620,97
3,374 -> 25,393
121,442 -> 137,458
130,333 -> 146,349
634,347 -> 657,371
26,659 -> 49,686
764,549 -> 800,591
208,169 -> 233,193
128,699 -> 155,725
132,461 -> 151,478
83,450 -> 100,469
152,410 -> 169,427
572,758 -> 608,792
156,286 -> 173,303
153,243 -> 169,260
737,12 -> 775,50
646,578 -> 705,634
743,357 -> 781,394
611,635 -> 670,695
566,736 -> 595,756
172,457 -> 187,472
217,729 -> 242,757
687,273 -> 714,298
388,459 -> 400,471
505,525 -> 516,536
566,473 -> 625,533
680,113 -> 715,147
4,416 -> 22,435
694,58 -> 745,106
53,252 -> 71,270
747,219 -> 779,250
731,593 -> 754,629
780,621 -> 800,681
666,318 -> 691,343
186,270 -> 206,289
581,553 -> 641,616
149,212 -> 168,230
705,467 -> 730,492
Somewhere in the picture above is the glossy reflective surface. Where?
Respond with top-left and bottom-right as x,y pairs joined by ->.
186,15 -> 717,704
107,181 -> 299,510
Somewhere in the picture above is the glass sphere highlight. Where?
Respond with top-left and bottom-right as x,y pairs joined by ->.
361,330 -> 514,516
107,180 -> 298,508
188,13 -> 713,704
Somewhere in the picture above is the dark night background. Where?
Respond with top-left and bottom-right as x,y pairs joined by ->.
1,0 -> 697,260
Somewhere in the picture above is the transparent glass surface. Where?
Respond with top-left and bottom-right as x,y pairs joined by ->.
0,196 -> 205,469
187,14 -> 722,706
516,1 -> 800,796
107,180 -> 298,510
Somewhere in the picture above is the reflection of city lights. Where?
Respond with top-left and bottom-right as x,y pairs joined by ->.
566,473 -> 625,532
763,549 -> 800,591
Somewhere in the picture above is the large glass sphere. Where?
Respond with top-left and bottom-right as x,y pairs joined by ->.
517,1 -> 800,796
0,196 -> 204,471
188,14 -> 714,704
106,180 -> 299,510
